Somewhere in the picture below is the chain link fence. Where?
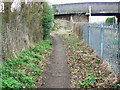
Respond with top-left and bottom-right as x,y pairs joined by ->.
72,19 -> 120,77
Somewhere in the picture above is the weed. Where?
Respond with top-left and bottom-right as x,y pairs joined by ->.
74,83 -> 79,87
92,57 -> 95,60
87,69 -> 91,73
97,72 -> 100,77
30,47 -> 47,54
2,77 -> 23,88
84,59 -> 91,63
72,72 -> 77,74
81,50 -> 86,54
95,59 -> 100,64
114,84 -> 120,89
72,50 -> 76,53
42,63 -> 46,66
1,36 -> 52,89
33,58 -> 40,64
72,56 -> 78,59
30,53 -> 43,60
86,64 -> 92,67
80,75 -> 99,87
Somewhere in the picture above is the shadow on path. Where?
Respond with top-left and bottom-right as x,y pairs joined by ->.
42,33 -> 70,88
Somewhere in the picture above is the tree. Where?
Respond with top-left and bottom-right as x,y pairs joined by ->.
105,17 -> 115,24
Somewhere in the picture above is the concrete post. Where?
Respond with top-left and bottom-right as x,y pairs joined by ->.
100,23 -> 104,59
88,24 -> 90,46
88,6 -> 91,46
118,1 -> 120,78
118,16 -> 120,77
118,23 -> 120,78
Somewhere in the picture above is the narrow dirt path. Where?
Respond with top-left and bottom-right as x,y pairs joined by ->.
42,33 -> 70,88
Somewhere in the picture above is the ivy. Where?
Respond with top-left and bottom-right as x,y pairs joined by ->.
42,3 -> 54,40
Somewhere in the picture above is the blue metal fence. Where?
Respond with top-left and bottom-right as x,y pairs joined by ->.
72,20 -> 120,77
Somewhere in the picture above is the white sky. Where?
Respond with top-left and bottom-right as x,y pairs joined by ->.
90,16 -> 115,23
49,0 -> 120,4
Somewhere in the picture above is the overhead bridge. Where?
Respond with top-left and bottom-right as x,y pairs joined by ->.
53,2 -> 120,16
53,2 -> 120,22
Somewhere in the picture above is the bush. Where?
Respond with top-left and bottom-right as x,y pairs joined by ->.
42,3 -> 54,40
105,17 -> 115,24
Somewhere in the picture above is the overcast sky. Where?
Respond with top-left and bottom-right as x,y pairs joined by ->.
49,0 -> 120,4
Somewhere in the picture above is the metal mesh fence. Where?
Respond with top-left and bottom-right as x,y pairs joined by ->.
73,21 -> 120,77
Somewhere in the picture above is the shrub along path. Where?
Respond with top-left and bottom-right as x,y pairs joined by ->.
42,33 -> 70,88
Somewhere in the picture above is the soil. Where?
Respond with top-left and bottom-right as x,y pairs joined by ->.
42,33 -> 70,88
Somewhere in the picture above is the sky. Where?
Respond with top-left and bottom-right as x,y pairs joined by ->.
90,16 -> 115,23
48,0 -> 119,23
48,0 -> 120,4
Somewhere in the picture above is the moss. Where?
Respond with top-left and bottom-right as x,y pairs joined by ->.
3,2 -> 12,23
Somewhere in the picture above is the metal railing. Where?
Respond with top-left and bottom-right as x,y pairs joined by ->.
72,18 -> 120,77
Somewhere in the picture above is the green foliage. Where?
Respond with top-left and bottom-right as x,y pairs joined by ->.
72,72 -> 77,74
30,47 -> 45,53
95,59 -> 100,64
105,17 -> 115,24
2,77 -> 23,88
74,83 -> 79,87
80,75 -> 99,87
84,59 -> 91,63
42,3 -> 54,39
72,56 -> 78,59
114,84 -> 120,89
1,37 -> 52,89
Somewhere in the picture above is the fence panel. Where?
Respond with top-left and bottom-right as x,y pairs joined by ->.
90,24 -> 101,57
72,20 -> 120,77
103,25 -> 119,74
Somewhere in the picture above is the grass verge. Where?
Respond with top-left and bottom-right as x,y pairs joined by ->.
1,36 -> 53,89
